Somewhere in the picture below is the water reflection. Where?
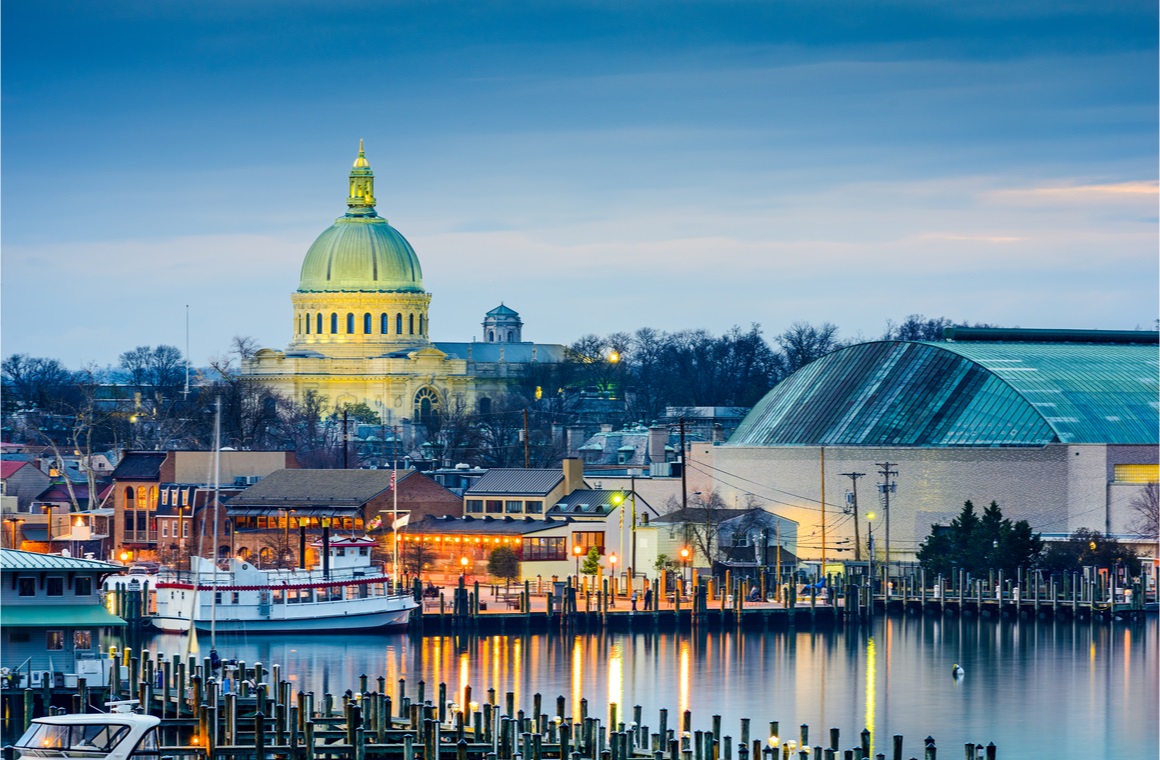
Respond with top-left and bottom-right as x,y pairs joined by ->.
140,615 -> 1157,758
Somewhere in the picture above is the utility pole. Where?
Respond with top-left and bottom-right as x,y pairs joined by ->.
523,408 -> 530,468
679,417 -> 689,545
820,446 -> 826,573
342,408 -> 350,469
875,462 -> 898,581
840,472 -> 866,562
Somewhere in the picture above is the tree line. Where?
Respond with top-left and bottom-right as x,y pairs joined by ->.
1,313 -> 993,471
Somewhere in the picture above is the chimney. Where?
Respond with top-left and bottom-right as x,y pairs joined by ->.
551,423 -> 565,448
566,425 -> 586,458
562,458 -> 584,496
600,423 -> 613,433
648,426 -> 668,464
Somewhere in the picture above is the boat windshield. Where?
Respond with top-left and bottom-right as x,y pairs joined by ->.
16,723 -> 132,756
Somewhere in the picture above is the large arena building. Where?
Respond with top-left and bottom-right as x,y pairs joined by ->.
685,328 -> 1159,565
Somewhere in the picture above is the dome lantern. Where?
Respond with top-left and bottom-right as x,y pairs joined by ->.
347,139 -> 377,217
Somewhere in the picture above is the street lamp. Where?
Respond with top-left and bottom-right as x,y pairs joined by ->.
573,544 -> 584,582
460,555 -> 469,580
608,553 -> 617,598
679,546 -> 691,593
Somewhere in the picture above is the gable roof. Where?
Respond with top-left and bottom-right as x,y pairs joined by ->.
111,451 -> 168,480
1,460 -> 31,479
225,468 -> 414,515
466,469 -> 564,497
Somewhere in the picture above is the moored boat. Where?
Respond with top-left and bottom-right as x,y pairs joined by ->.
152,536 -> 416,634
13,700 -> 160,760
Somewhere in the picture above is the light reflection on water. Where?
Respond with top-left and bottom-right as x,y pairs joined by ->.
145,615 -> 1157,759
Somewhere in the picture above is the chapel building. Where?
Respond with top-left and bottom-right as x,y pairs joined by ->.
242,143 -> 565,425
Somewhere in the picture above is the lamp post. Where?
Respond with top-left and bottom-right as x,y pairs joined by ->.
608,553 -> 617,599
865,511 -> 877,592
460,555 -> 469,580
679,545 -> 691,596
573,544 -> 584,585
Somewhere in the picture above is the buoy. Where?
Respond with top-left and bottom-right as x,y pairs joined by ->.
952,664 -> 965,678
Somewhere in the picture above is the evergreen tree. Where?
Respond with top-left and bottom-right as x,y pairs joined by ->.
917,500 -> 1042,576
580,546 -> 602,576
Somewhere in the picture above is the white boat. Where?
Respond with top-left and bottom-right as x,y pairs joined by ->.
13,701 -> 159,760
151,536 -> 417,634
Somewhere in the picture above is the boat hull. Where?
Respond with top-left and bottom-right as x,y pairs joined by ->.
189,604 -> 414,633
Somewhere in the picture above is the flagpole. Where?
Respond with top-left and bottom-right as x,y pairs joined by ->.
392,425 -> 399,589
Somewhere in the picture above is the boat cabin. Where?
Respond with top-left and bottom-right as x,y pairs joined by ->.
14,703 -> 160,760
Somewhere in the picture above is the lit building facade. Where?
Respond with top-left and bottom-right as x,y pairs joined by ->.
242,143 -> 565,425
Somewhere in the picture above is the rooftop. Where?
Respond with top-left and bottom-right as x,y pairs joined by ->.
0,548 -> 123,573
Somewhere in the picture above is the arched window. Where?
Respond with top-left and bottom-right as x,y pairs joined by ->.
125,486 -> 135,503
414,387 -> 441,428
396,313 -> 403,334
221,545 -> 234,559
488,330 -> 495,342
331,313 -> 338,334
419,315 -> 425,335
148,487 -> 158,510
507,330 -> 514,342
364,313 -> 372,334
137,486 -> 147,507
237,547 -> 251,561
259,547 -> 274,566
305,313 -> 311,334
317,314 -> 323,334
346,313 -> 355,334
478,397 -> 492,415
409,314 -> 415,335
381,313 -> 389,334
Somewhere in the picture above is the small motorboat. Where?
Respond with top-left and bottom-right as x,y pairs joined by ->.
12,700 -> 160,760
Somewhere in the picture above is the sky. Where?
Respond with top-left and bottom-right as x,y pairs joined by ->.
2,0 -> 1157,369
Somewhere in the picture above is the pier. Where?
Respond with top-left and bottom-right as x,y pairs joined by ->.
5,646 -> 997,760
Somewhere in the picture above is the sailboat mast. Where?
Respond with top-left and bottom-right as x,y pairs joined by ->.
211,397 -> 221,650
391,425 -> 399,588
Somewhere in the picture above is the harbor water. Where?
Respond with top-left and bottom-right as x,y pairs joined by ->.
135,614 -> 1158,759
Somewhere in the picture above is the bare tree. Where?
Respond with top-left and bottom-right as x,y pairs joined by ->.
774,321 -> 843,379
1128,482 -> 1159,539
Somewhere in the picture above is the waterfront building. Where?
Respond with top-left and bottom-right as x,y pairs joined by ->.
690,328 -> 1160,569
224,467 -> 461,567
394,459 -> 659,580
0,549 -> 126,688
241,143 -> 566,425
109,450 -> 298,563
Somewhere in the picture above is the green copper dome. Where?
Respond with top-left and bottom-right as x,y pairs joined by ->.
297,143 -> 425,293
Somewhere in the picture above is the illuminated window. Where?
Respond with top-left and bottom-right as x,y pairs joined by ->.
161,490 -> 168,506
522,537 -> 565,561
381,313 -> 389,334
149,487 -> 157,509
573,531 -> 604,555
46,631 -> 64,651
74,630 -> 92,650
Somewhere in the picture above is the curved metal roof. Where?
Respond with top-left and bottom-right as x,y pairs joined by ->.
730,339 -> 1159,447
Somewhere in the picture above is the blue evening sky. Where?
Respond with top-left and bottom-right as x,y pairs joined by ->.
2,1 -> 1156,368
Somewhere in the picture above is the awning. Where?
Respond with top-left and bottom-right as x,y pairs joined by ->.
51,533 -> 110,542
1,605 -> 127,628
